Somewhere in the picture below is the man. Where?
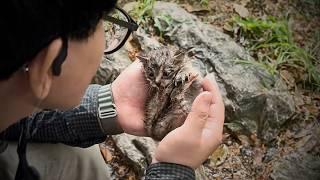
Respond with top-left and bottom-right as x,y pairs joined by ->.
0,0 -> 225,179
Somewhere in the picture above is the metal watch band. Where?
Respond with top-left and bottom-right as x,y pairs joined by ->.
97,84 -> 123,134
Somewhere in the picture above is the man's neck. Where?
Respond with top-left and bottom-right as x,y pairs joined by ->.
0,77 -> 35,132
0,100 -> 34,132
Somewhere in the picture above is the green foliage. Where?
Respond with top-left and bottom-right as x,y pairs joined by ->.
154,13 -> 174,38
232,16 -> 320,90
200,0 -> 209,7
308,30 -> 320,61
130,0 -> 155,24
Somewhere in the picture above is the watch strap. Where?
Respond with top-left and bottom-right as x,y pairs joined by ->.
97,84 -> 123,135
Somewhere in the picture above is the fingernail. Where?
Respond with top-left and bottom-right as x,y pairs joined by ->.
202,92 -> 212,106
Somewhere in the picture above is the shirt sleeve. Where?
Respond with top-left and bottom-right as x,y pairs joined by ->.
1,84 -> 122,148
145,162 -> 195,180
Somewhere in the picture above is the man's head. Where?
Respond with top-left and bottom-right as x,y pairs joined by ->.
0,0 -> 117,109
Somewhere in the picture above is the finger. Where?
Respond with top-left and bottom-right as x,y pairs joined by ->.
132,118 -> 148,136
201,74 -> 225,139
184,91 -> 213,129
200,103 -> 225,151
202,74 -> 224,116
202,74 -> 216,92
203,102 -> 225,135
122,59 -> 146,85
131,59 -> 143,69
202,73 -> 224,108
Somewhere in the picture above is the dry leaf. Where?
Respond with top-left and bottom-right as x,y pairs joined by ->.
280,70 -> 296,87
233,4 -> 249,17
253,147 -> 264,166
99,143 -> 113,162
223,22 -> 234,32
99,137 -> 139,179
209,144 -> 229,167
181,4 -> 209,13
126,36 -> 140,61
237,135 -> 251,146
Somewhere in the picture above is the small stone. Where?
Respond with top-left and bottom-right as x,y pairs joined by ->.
263,148 -> 278,163
240,147 -> 253,156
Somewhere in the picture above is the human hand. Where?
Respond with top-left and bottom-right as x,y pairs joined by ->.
152,74 -> 225,169
111,60 -> 148,136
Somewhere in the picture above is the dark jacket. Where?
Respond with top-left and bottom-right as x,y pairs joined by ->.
0,84 -> 195,180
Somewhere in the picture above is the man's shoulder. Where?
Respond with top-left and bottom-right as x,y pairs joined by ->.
0,140 -> 8,153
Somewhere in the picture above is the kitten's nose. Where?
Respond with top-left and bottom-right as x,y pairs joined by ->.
155,76 -> 161,85
155,72 -> 162,85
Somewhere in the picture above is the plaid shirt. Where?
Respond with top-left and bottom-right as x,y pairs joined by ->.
0,84 -> 195,179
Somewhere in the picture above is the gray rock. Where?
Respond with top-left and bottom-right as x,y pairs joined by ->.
112,134 -> 157,175
133,28 -> 162,51
134,1 -> 294,142
95,2 -> 297,178
271,152 -> 320,180
92,48 -> 132,85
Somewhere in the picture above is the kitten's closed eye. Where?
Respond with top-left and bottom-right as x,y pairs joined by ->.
148,71 -> 155,78
163,71 -> 171,79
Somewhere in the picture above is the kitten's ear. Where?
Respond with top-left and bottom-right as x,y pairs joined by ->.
173,50 -> 185,65
136,54 -> 149,64
173,50 -> 183,58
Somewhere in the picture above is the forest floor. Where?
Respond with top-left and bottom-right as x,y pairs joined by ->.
100,0 -> 320,179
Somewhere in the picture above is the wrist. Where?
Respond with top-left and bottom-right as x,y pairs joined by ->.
109,82 -> 124,130
151,157 -> 159,165
152,155 -> 195,169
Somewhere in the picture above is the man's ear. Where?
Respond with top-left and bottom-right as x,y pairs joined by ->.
28,38 -> 63,100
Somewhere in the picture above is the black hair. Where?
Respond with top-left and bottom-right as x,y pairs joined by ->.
0,0 -> 117,80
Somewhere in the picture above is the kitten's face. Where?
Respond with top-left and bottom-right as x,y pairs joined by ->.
137,48 -> 184,89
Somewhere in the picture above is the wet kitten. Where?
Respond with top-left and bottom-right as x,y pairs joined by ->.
137,47 -> 202,140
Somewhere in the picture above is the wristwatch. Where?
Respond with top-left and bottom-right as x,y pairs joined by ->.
97,84 -> 123,134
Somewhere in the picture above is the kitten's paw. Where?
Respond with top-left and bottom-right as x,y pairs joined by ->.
174,71 -> 191,86
180,100 -> 190,114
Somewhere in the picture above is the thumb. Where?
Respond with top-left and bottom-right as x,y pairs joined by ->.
184,91 -> 213,130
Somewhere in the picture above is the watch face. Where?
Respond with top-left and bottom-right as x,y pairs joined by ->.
0,140 -> 8,153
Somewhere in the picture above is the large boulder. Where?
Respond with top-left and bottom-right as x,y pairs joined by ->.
131,1 -> 295,142
271,152 -> 320,180
94,1 -> 297,178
